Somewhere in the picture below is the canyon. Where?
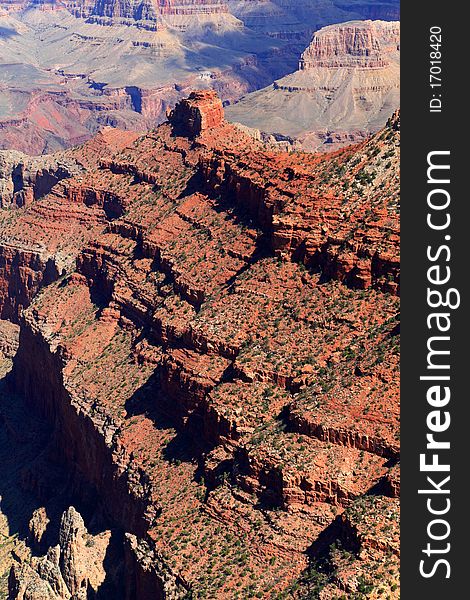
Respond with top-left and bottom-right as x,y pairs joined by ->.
0,90 -> 399,598
0,1 -> 399,154
226,19 -> 400,151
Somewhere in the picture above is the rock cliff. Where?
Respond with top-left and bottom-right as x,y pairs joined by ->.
227,0 -> 399,42
0,0 -> 289,154
2,92 -> 399,598
299,19 -> 399,68
0,129 -> 140,322
226,19 -> 400,151
0,150 -> 81,208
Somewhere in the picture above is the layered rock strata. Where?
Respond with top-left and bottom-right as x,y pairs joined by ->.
168,90 -> 224,137
0,0 -> 291,154
0,129 -> 140,322
226,19 -> 400,151
3,92 -> 399,598
299,19 -> 399,68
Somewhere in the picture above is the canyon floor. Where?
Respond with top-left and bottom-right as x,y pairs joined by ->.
0,91 -> 399,599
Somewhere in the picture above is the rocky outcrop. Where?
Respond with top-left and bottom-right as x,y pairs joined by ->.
0,129 -> 139,322
168,90 -> 224,138
0,245 -> 59,322
124,535 -> 187,600
200,112 -> 400,293
8,561 -> 62,600
0,318 -> 19,358
9,507 -> 113,600
293,495 -> 400,598
0,151 -> 80,208
59,508 -> 91,595
299,19 -> 399,69
13,321 -> 159,536
28,508 -> 50,550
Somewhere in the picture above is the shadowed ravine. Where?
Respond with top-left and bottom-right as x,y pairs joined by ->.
0,324 -> 126,598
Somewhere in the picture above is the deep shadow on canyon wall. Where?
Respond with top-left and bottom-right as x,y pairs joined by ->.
7,324 -> 177,599
0,332 -> 119,597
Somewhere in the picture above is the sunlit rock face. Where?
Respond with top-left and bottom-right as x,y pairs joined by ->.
299,19 -> 399,68
168,90 -> 225,137
226,19 -> 400,151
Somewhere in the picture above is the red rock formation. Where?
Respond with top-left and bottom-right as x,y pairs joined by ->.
0,245 -> 59,321
168,90 -> 224,138
0,129 -> 139,322
200,115 -> 399,293
3,92 -> 399,599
